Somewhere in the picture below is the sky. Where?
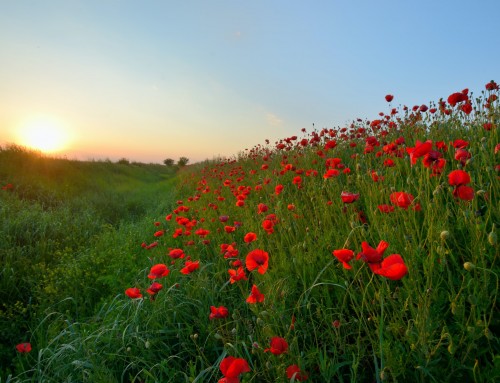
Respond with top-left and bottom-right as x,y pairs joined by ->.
1,0 -> 499,164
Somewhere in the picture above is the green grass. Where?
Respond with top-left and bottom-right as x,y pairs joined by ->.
3,83 -> 500,382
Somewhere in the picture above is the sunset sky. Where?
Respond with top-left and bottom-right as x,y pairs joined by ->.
1,0 -> 499,164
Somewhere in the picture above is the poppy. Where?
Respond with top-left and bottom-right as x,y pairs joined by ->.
286,365 -> 308,381
390,192 -> 419,210
448,170 -> 471,186
453,185 -> 475,201
373,254 -> 408,280
245,249 -> 269,274
154,230 -> 164,237
340,191 -> 360,204
218,356 -> 250,383
146,282 -> 163,295
275,184 -> 284,195
243,232 -> 257,243
257,203 -> 268,214
332,249 -> 354,269
356,240 -> 389,268
447,92 -> 468,107
264,337 -> 288,355
209,305 -> 229,320
246,284 -> 265,303
169,248 -> 185,259
378,204 -> 395,214
385,94 -> 394,102
406,140 -> 432,165
125,287 -> 142,299
148,264 -> 170,279
180,260 -> 200,275
16,343 -> 32,353
228,266 -> 248,284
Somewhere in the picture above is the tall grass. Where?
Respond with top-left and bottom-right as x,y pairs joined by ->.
6,83 -> 500,382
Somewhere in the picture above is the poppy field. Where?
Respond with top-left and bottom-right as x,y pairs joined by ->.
5,82 -> 500,382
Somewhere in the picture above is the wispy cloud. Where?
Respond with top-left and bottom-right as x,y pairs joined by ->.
266,112 -> 283,127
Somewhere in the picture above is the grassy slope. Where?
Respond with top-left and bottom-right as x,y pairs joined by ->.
0,147 -> 178,378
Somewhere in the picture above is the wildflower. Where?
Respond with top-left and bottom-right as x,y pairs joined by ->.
146,282 -> 163,295
373,254 -> 408,280
257,203 -> 268,214
390,192 -> 420,210
125,287 -> 142,299
356,240 -> 389,270
378,204 -> 395,214
169,248 -> 185,259
448,169 -> 471,186
340,191 -> 360,204
218,356 -> 250,383
275,184 -> 284,195
148,264 -> 170,279
406,140 -> 432,165
15,343 -> 32,353
453,185 -> 474,201
385,94 -> 394,102
246,284 -> 265,303
332,249 -> 354,269
264,337 -> 288,355
154,230 -> 164,237
209,305 -> 229,320
286,365 -> 308,381
243,232 -> 257,243
180,260 -> 200,274
246,249 -> 269,274
228,266 -> 247,284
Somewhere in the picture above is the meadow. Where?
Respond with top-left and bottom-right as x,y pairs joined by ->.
2,81 -> 499,382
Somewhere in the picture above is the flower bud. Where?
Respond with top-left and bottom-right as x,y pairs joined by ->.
463,262 -> 475,271
440,231 -> 450,241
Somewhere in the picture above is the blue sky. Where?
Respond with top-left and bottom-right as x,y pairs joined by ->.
1,0 -> 499,163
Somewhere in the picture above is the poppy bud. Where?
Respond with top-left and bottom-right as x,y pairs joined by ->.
463,262 -> 475,271
488,224 -> 497,245
440,231 -> 450,241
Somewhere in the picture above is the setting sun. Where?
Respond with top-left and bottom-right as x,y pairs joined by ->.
17,118 -> 69,153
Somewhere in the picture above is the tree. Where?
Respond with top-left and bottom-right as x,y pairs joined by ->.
163,158 -> 175,167
177,157 -> 189,167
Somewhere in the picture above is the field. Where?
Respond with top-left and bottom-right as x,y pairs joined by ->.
2,82 -> 499,382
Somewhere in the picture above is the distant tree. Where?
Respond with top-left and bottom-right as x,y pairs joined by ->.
117,158 -> 130,165
177,157 -> 189,167
163,158 -> 175,167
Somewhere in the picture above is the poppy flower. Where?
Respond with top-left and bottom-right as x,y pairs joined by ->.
146,282 -> 163,295
148,264 -> 170,279
373,254 -> 408,280
286,365 -> 308,381
257,203 -> 268,214
169,248 -> 185,259
244,232 -> 257,243
378,204 -> 395,214
228,266 -> 248,284
264,337 -> 288,355
275,184 -> 284,195
448,170 -> 471,186
453,185 -> 475,201
447,92 -> 469,107
454,149 -> 471,166
225,225 -> 236,233
340,191 -> 360,204
180,260 -> 200,275
246,284 -> 265,303
262,219 -> 274,234
323,168 -> 340,178
245,249 -> 269,274
356,240 -> 389,269
390,191 -> 420,211
406,140 -> 432,165
125,287 -> 142,299
154,230 -> 164,237
218,356 -> 251,383
385,94 -> 394,102
209,305 -> 229,320
332,249 -> 354,269
16,343 -> 32,353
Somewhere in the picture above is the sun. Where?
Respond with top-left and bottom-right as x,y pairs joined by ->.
18,118 -> 69,153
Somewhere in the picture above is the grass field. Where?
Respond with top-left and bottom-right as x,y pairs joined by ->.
2,82 -> 499,382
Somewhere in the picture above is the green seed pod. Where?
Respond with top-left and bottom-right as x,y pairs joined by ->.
488,224 -> 497,245
463,262 -> 475,271
440,231 -> 450,241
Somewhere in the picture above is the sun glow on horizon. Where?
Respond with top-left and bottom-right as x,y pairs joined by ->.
17,117 -> 71,154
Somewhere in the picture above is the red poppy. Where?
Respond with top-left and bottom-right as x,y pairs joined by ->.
453,185 -> 475,201
378,204 -> 395,214
275,184 -> 284,195
448,169 -> 471,186
245,249 -> 269,274
390,192 -> 420,210
218,356 -> 250,383
264,337 -> 288,355
154,230 -> 164,237
323,168 -> 340,178
373,254 -> 408,280
228,266 -> 247,284
195,228 -> 210,237
148,264 -> 170,279
243,232 -> 257,243
16,343 -> 32,353
454,149 -> 471,166
262,219 -> 274,234
332,249 -> 354,269
406,140 -> 432,165
340,191 -> 360,204
286,365 -> 308,381
225,225 -> 236,233
169,248 -> 185,259
257,203 -> 268,214
180,260 -> 200,274
246,284 -> 265,303
385,94 -> 394,102
356,240 -> 389,269
209,305 -> 229,320
486,80 -> 499,91
125,287 -> 142,299
447,92 -> 468,107
461,103 -> 473,114
146,282 -> 163,295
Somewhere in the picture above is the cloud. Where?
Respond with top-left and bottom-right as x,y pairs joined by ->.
266,112 -> 283,127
